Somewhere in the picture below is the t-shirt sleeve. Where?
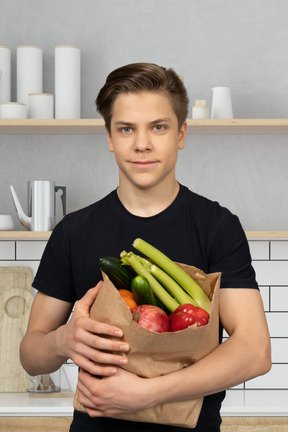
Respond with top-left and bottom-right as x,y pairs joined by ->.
207,212 -> 258,289
33,220 -> 76,302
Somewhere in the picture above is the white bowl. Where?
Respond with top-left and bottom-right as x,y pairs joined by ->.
0,215 -> 14,230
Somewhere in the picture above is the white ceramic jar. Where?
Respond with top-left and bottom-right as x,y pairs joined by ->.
0,215 -> 14,231
0,102 -> 27,119
28,93 -> 54,119
0,45 -> 11,103
17,45 -> 43,106
192,100 -> 209,119
55,45 -> 81,119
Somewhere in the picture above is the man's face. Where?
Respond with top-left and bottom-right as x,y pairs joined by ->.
107,91 -> 186,191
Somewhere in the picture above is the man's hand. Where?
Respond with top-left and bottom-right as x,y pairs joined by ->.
62,282 -> 130,377
20,282 -> 129,378
76,367 -> 150,417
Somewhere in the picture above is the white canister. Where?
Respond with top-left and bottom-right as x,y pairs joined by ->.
0,46 -> 11,103
210,87 -> 233,119
55,45 -> 81,119
192,100 -> 209,119
17,45 -> 43,106
0,102 -> 27,119
28,93 -> 54,119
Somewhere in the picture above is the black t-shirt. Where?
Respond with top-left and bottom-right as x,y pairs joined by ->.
33,184 -> 258,432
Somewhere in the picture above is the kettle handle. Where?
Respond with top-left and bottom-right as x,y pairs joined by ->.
55,186 -> 66,216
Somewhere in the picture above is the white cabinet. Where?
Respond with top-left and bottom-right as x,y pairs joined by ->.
0,240 -> 47,279
0,242 -> 15,260
16,241 -> 47,260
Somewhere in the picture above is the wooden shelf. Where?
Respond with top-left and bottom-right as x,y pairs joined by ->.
2,118 -> 288,135
0,231 -> 51,239
246,231 -> 288,239
0,231 -> 287,240
0,119 -> 105,135
186,118 -> 288,135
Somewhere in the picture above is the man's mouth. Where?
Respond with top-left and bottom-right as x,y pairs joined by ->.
131,161 -> 158,168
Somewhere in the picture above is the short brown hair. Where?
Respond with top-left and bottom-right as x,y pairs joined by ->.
95,62 -> 189,134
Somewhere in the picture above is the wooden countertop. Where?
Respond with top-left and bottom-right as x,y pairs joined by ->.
1,389 -> 288,417
0,231 -> 288,240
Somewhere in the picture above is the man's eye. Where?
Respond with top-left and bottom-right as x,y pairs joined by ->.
154,125 -> 166,131
121,127 -> 132,133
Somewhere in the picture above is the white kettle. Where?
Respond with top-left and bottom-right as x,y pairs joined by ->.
10,180 -> 66,231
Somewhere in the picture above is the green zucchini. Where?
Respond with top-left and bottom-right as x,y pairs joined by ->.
99,257 -> 135,290
131,275 -> 158,306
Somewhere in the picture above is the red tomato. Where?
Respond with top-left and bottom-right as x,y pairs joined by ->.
195,307 -> 210,326
169,311 -> 195,332
169,303 -> 210,332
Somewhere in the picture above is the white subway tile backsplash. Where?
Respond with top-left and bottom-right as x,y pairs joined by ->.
245,364 -> 288,389
266,312 -> 288,337
252,261 -> 288,286
0,241 -> 15,260
271,286 -> 288,312
270,241 -> 288,260
248,241 -> 270,260
259,286 -> 269,311
271,338 -> 288,363
0,237 -> 288,396
0,260 -> 40,278
16,241 -> 47,260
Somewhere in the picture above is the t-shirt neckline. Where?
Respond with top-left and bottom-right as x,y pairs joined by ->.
112,183 -> 187,222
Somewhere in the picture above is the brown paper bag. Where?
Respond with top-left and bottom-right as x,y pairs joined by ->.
74,264 -> 221,428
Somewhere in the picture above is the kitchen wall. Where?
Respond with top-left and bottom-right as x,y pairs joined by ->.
0,0 -> 288,231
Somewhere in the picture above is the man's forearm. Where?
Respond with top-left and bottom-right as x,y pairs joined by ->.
20,326 -> 68,376
144,334 -> 271,408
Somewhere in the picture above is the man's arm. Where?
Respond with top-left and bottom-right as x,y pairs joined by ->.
76,288 -> 271,417
20,282 -> 130,377
151,288 -> 271,401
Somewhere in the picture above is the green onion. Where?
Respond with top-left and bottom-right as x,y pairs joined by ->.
133,238 -> 211,313
150,264 -> 198,307
126,253 -> 179,313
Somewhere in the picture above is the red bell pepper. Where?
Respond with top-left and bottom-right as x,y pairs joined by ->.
169,303 -> 210,332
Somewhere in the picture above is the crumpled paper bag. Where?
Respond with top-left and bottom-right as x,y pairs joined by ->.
74,263 -> 221,428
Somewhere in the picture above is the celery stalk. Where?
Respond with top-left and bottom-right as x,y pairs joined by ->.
127,254 -> 179,313
133,238 -> 211,313
150,264 -> 198,307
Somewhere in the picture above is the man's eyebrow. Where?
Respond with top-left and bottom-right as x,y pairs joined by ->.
114,121 -> 135,127
113,118 -> 172,127
149,117 -> 172,126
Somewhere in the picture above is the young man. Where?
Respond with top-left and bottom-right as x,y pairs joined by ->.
20,63 -> 271,432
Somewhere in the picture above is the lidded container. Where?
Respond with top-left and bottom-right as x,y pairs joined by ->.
192,100 -> 209,119
55,45 -> 81,119
17,45 -> 43,106
0,45 -> 11,103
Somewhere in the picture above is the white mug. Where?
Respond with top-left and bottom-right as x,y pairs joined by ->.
28,93 -> 54,119
211,87 -> 233,119
0,102 -> 27,119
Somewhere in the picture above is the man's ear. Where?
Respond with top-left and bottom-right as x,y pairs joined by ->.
106,130 -> 114,152
178,121 -> 187,150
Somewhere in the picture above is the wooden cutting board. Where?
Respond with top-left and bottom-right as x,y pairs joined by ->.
0,267 -> 34,392
0,266 -> 33,293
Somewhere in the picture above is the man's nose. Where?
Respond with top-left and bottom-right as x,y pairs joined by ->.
133,130 -> 152,151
